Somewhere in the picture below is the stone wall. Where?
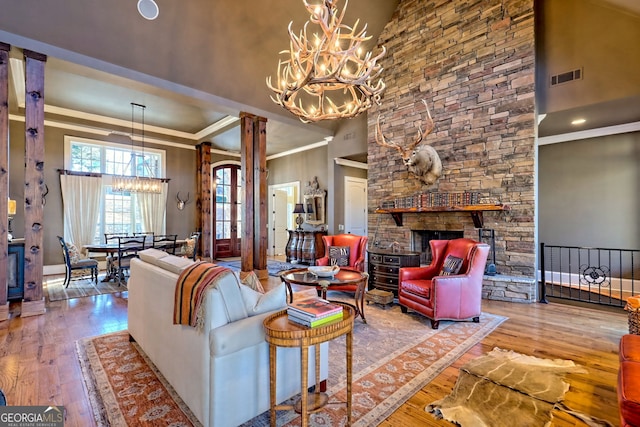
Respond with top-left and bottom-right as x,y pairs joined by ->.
368,1 -> 536,286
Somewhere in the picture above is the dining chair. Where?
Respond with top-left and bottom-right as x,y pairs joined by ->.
115,235 -> 147,285
153,234 -> 178,254
104,233 -> 128,278
57,235 -> 99,288
134,232 -> 155,248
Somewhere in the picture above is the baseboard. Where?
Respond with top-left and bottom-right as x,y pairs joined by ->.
44,261 -> 107,276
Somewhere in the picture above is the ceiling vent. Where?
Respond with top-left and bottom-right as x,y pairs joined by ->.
550,68 -> 582,86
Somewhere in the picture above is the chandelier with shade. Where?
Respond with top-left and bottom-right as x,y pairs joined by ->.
266,0 -> 386,123
111,103 -> 164,194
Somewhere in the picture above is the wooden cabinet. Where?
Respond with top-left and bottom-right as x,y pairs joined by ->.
7,240 -> 25,300
368,250 -> 420,295
285,230 -> 327,265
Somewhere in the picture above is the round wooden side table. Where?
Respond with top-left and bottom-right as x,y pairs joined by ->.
263,304 -> 355,427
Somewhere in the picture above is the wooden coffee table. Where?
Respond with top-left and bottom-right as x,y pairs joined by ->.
263,304 -> 354,427
280,267 -> 369,323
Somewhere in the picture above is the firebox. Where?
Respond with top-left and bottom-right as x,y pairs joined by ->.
410,230 -> 464,265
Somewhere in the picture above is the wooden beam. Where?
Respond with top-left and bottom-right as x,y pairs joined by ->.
0,42 -> 9,320
21,49 -> 46,316
240,113 -> 255,273
196,142 -> 212,260
253,116 -> 268,274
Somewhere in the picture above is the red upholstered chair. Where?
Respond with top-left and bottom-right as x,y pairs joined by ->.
315,234 -> 368,272
398,238 -> 489,329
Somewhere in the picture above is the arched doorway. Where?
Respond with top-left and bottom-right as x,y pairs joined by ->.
213,164 -> 242,258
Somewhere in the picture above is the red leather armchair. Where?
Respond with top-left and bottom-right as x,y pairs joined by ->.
398,238 -> 489,329
316,234 -> 368,272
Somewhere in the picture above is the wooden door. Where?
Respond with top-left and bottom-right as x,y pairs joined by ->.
272,189 -> 289,256
213,165 -> 242,258
345,176 -> 368,236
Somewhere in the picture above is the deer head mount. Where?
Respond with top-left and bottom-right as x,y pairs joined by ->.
375,99 -> 443,186
176,192 -> 190,211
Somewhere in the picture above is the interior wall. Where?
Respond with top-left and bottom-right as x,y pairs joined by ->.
267,145 -> 329,204
8,119 -> 198,265
539,132 -> 640,249
536,0 -> 640,113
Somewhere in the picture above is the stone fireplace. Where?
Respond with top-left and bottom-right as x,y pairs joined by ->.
366,0 -> 537,303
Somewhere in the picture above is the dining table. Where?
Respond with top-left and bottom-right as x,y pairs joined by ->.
84,239 -> 186,282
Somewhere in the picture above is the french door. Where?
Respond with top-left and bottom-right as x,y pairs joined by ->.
213,164 -> 242,258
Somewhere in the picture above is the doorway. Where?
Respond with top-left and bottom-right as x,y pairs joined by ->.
344,176 -> 367,236
268,182 -> 300,256
213,164 -> 242,258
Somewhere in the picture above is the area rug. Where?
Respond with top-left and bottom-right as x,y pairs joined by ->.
426,347 -> 612,427
77,298 -> 505,426
76,331 -> 200,426
214,258 -> 298,277
45,276 -> 127,302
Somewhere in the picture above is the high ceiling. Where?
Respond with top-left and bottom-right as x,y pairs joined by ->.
0,0 -> 638,156
1,0 -> 399,157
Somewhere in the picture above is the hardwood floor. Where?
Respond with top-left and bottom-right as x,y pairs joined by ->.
0,276 -> 626,427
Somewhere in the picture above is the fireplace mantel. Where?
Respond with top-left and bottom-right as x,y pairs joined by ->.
375,204 -> 508,228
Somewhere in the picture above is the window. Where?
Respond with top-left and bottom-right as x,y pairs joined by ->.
64,136 -> 166,243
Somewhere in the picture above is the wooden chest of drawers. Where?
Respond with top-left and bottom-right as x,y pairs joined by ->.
368,250 -> 421,295
285,230 -> 327,265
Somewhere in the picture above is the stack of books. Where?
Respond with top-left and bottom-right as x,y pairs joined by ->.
287,296 -> 343,327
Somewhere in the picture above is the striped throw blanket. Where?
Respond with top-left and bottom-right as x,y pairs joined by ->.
173,261 -> 233,328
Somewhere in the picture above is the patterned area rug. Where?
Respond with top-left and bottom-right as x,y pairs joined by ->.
77,295 -> 505,426
45,276 -> 126,302
76,332 -> 200,426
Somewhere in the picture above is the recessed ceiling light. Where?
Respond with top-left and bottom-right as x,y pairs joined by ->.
137,0 -> 159,20
571,118 -> 586,125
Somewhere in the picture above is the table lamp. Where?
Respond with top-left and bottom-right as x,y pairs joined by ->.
7,198 -> 16,241
293,203 -> 305,230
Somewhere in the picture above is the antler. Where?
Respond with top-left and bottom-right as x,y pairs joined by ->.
414,99 -> 435,147
375,99 -> 435,155
375,114 -> 404,155
176,192 -> 190,203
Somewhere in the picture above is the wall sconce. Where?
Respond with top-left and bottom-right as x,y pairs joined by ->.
293,203 -> 305,230
7,198 -> 16,241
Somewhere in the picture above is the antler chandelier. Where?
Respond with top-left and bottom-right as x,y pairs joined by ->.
266,0 -> 386,123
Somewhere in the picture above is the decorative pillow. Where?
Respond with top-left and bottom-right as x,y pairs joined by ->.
239,282 -> 286,316
329,246 -> 350,267
183,238 -> 196,258
439,255 -> 463,276
240,271 -> 265,293
65,242 -> 81,264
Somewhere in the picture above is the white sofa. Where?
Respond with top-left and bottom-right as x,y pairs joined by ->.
128,250 -> 329,427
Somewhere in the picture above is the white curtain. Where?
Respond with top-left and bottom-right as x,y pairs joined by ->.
137,182 -> 168,234
60,174 -> 102,250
